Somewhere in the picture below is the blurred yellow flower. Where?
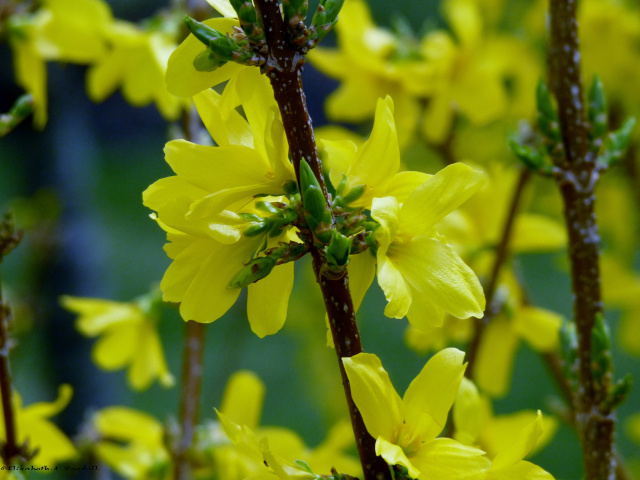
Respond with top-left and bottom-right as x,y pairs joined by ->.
60,290 -> 174,391
5,385 -> 77,469
87,20 -> 186,120
343,349 -> 489,478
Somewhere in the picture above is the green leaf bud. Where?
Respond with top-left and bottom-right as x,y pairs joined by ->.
193,49 -> 227,72
559,319 -> 578,388
508,137 -> 544,171
588,75 -> 607,141
309,0 -> 345,45
536,79 -> 562,143
228,256 -> 276,288
603,374 -> 633,411
283,0 -> 309,24
284,180 -> 299,196
326,230 -> 352,269
244,223 -> 269,237
598,116 -> 636,168
184,16 -> 225,47
303,185 -> 327,229
591,314 -> 613,381
256,201 -> 281,215
341,184 -> 366,205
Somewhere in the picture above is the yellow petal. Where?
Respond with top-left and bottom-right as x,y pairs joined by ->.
60,296 -> 141,336
377,252 -> 413,320
483,410 -> 557,459
325,76 -> 382,122
403,348 -> 466,441
205,0 -> 237,17
375,437 -> 420,479
475,317 -> 519,397
342,353 -> 404,440
319,139 -> 358,196
21,384 -> 73,419
384,171 -> 432,204
511,214 -> 567,252
11,37 -> 48,127
443,0 -> 482,47
221,371 -> 265,429
410,437 -> 490,479
93,406 -> 163,446
165,18 -> 243,98
491,411 -> 544,470
488,460 -> 555,480
92,323 -> 136,370
128,321 -> 174,390
400,163 -> 486,237
193,89 -> 253,148
453,377 -> 483,446
513,306 -> 561,352
247,262 -> 294,338
347,251 -> 376,313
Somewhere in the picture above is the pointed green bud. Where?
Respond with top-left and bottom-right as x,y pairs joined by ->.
293,459 -> 314,474
300,157 -> 321,192
208,35 -> 242,62
256,201 -> 281,215
598,116 -> 636,168
0,93 -> 34,137
229,0 -> 264,43
559,319 -> 578,388
284,180 -> 299,196
283,0 -> 309,24
591,314 -> 613,382
334,174 -> 348,197
184,16 -> 225,47
244,223 -> 269,237
193,49 -> 227,72
228,256 -> 277,288
341,185 -> 366,205
303,185 -> 327,228
536,79 -> 562,143
603,374 -> 632,412
508,136 -> 544,171
588,76 -> 608,141
326,230 -> 352,269
309,0 -> 345,45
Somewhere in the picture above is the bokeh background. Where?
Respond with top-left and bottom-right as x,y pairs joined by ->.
1,0 -> 639,478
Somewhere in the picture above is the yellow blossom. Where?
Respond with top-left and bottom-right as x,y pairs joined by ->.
5,385 -> 77,469
87,20 -> 186,120
60,291 -> 174,391
372,163 -> 486,329
343,349 -> 489,478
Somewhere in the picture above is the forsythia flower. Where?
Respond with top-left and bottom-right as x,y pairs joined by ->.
7,0 -> 111,126
5,385 -> 77,468
371,163 -> 486,329
144,68 -> 298,334
87,20 -> 185,120
343,349 -> 489,478
454,378 -> 557,468
61,291 -> 174,390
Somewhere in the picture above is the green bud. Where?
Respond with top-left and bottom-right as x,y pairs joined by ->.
598,116 -> 636,168
341,184 -> 366,205
256,201 -> 281,215
228,256 -> 276,288
559,319 -> 578,388
244,223 -> 269,237
283,0 -> 309,24
0,93 -> 34,137
591,314 -> 613,381
208,35 -> 241,62
293,459 -> 314,474
536,79 -> 562,143
284,180 -> 299,196
238,213 -> 263,222
588,75 -> 608,141
508,136 -> 544,171
229,0 -> 264,43
603,374 -> 633,411
303,185 -> 328,229
334,174 -> 348,197
309,0 -> 345,44
299,157 -> 321,192
184,16 -> 225,47
326,230 -> 352,269
193,49 -> 227,72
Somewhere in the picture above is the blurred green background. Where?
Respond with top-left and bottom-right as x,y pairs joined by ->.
1,0 -> 639,479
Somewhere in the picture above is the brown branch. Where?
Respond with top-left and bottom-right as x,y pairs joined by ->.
465,168 -> 531,377
252,2 -> 389,479
173,320 -> 205,480
548,1 -> 615,478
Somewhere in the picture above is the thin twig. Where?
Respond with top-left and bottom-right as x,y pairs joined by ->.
548,1 -> 615,478
465,168 -> 531,377
173,320 -> 205,480
251,2 -> 390,478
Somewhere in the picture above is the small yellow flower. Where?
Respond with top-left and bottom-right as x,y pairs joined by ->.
372,163 -> 486,329
60,291 -> 174,391
87,20 -> 186,120
343,349 -> 490,478
5,385 -> 77,468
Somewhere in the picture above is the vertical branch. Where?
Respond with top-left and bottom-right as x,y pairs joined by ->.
252,2 -> 390,479
173,320 -> 205,480
465,168 -> 531,377
548,1 -> 615,479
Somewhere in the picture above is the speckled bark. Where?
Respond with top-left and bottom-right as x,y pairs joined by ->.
252,2 -> 390,479
548,1 -> 616,478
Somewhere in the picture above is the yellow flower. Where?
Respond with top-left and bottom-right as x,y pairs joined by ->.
7,0 -> 111,126
144,69 -> 298,333
308,0 -> 422,147
372,163 -> 486,329
165,17 -> 245,98
87,20 -> 186,120
5,385 -> 77,468
92,407 -> 171,479
343,349 -> 489,478
454,378 -> 557,464
60,291 -> 174,391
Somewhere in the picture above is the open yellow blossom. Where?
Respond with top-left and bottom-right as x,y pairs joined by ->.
343,349 -> 489,478
6,385 -> 77,469
8,0 -> 111,126
60,291 -> 174,390
87,20 -> 186,120
454,378 -> 557,465
144,69 -> 298,332
372,163 -> 486,329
